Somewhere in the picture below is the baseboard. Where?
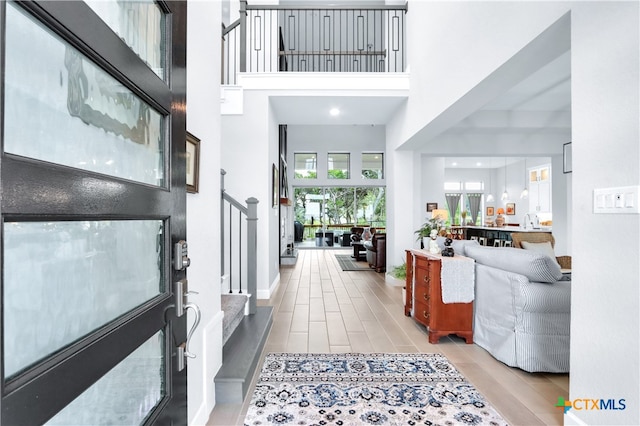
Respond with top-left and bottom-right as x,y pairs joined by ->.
190,402 -> 210,426
257,272 -> 280,299
205,311 -> 224,413
189,310 -> 224,426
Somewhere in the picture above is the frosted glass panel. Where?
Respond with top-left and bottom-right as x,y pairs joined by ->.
47,331 -> 165,425
4,3 -> 165,186
3,220 -> 164,378
85,0 -> 166,79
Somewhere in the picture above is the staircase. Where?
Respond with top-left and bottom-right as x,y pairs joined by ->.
216,170 -> 273,403
215,295 -> 272,404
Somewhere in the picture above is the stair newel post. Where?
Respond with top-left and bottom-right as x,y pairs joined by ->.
239,0 -> 247,73
246,197 -> 259,314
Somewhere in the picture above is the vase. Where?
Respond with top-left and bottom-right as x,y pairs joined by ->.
495,214 -> 505,227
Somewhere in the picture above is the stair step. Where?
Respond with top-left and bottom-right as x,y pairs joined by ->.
215,306 -> 273,404
280,251 -> 298,265
221,294 -> 247,345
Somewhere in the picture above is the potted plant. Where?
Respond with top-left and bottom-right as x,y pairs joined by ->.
414,217 -> 446,248
387,263 -> 406,282
386,263 -> 408,304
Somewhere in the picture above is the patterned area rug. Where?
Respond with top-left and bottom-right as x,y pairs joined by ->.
244,353 -> 508,425
335,254 -> 371,271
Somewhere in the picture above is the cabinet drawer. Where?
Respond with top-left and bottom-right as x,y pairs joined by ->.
413,286 -> 430,305
414,256 -> 429,269
413,299 -> 430,326
414,269 -> 432,288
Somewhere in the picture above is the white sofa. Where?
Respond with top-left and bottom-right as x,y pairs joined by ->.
464,244 -> 571,373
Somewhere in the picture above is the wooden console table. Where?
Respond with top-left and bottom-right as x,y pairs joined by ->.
404,249 -> 474,344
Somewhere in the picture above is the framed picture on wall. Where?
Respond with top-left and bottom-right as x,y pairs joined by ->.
506,203 -> 516,215
426,202 -> 438,212
186,132 -> 200,194
486,206 -> 494,216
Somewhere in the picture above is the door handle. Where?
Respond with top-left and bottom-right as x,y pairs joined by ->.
183,302 -> 201,359
176,302 -> 201,371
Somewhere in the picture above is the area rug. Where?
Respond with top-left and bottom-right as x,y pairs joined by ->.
243,352 -> 508,425
335,254 -> 371,271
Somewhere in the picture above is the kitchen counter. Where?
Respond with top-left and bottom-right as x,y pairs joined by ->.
454,225 -> 552,233
452,226 -> 551,246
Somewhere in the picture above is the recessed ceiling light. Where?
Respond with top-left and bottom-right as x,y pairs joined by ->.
476,162 -> 482,167
452,162 -> 457,166
329,108 -> 340,116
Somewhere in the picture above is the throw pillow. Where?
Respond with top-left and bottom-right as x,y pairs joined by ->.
521,241 -> 557,264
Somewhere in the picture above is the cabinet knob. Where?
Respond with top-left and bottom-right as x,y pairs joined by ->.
423,293 -> 429,301
424,276 -> 430,283
423,311 -> 430,321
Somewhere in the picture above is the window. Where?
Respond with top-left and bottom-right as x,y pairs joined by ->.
328,153 -> 349,179
294,153 -> 317,179
362,153 -> 383,179
444,182 -> 484,226
444,182 -> 462,191
464,181 -> 483,191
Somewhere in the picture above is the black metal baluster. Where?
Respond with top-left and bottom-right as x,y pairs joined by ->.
239,210 -> 243,293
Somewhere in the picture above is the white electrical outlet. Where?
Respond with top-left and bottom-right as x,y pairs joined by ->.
594,186 -> 640,214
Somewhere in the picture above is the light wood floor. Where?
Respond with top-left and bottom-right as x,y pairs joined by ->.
208,249 -> 569,425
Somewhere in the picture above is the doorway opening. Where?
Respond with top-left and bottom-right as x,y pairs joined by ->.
293,186 -> 386,248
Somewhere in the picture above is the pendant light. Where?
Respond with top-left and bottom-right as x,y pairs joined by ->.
520,158 -> 529,199
501,157 -> 509,201
486,160 -> 494,202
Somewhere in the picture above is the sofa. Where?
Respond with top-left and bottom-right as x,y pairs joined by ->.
464,244 -> 571,373
364,233 -> 386,272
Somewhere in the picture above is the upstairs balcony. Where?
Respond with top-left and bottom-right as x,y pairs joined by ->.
222,2 -> 407,85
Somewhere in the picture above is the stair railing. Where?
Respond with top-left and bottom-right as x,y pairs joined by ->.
221,1 -> 407,83
221,169 -> 258,314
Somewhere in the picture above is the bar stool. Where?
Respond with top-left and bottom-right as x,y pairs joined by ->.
503,240 -> 513,247
493,239 -> 502,247
470,236 -> 479,242
478,237 -> 487,246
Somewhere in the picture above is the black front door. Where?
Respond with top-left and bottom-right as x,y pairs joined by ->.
1,1 -> 188,424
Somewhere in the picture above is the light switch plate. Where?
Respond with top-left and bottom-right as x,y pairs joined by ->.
594,186 -> 640,214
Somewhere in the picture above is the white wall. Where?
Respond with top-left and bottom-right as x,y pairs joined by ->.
569,2 -> 639,425
287,125 -> 386,188
385,139 -> 416,269
419,155 -> 445,229
186,1 -> 223,424
395,1 -> 571,150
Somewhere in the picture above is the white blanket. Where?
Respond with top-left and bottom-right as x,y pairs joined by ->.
440,255 -> 475,304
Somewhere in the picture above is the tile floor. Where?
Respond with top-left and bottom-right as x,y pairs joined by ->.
207,248 -> 569,425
